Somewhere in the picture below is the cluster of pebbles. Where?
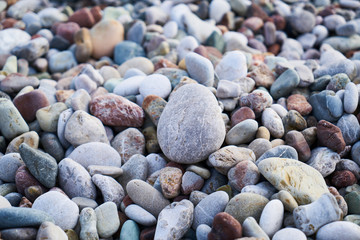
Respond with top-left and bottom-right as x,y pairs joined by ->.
1,0 -> 360,239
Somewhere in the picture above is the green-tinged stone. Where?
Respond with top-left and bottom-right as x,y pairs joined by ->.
270,68 -> 300,99
104,78 -> 122,93
0,207 -> 54,229
119,220 -> 140,240
345,191 -> 360,214
0,183 -> 17,196
19,143 -> 58,188
323,34 -> 360,53
216,185 -> 232,199
344,215 -> 360,226
310,75 -> 331,91
2,56 -> 17,74
205,31 -> 225,53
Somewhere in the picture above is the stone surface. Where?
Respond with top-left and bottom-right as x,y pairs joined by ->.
68,142 -> 121,168
32,191 -> 79,230
127,179 -> 170,217
225,193 -> 269,224
215,51 -> 247,81
125,204 -> 156,226
90,94 -> 145,127
111,128 -> 145,163
159,167 -> 182,199
0,228 -> 38,240
58,158 -> 96,199
262,108 -> 284,138
36,221 -> 68,240
92,173 -> 125,208
208,212 -> 242,240
258,158 -> 329,204
64,110 -> 109,147
226,119 -> 258,145
337,114 -> 360,145
317,120 -> 346,153
272,228 -> 306,240
19,143 -> 58,189
0,153 -> 24,182
0,207 -> 54,229
154,199 -> 194,240
79,207 -> 98,240
192,191 -> 229,229
117,154 -> 148,190
95,202 -> 120,238
157,84 -> 225,164
228,160 -> 260,192
316,221 -> 360,240
259,200 -> 284,238
185,52 -> 214,87
306,147 -> 340,177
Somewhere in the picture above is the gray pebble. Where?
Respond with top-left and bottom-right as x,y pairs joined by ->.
92,174 -> 125,208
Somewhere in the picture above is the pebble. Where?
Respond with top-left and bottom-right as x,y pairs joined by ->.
337,114 -> 360,145
185,52 -> 214,87
230,107 -> 256,127
79,207 -> 98,240
270,68 -> 300,99
285,130 -> 311,162
309,90 -> 343,122
293,193 -> 342,236
0,28 -> 31,55
290,9 -> 316,34
215,51 -> 247,81
0,153 -> 24,183
157,84 -> 225,164
90,93 -> 144,127
36,221 -> 68,239
154,199 -> 194,239
286,94 -> 312,116
95,201 -> 120,238
262,108 -> 285,138
196,224 -> 212,240
48,50 -> 77,73
0,195 -> 11,209
239,90 -> 273,116
208,212 -> 242,240
36,102 -> 67,133
272,228 -> 307,240
0,207 -> 53,229
0,228 -> 38,240
32,191 -> 79,230
111,128 -> 145,163
11,37 -> 49,62
192,191 -> 229,229
225,192 -> 269,224
258,158 -> 329,204
181,171 -> 204,195
93,173 -> 125,207
228,160 -> 260,192
64,110 -> 109,147
259,200 -> 284,237
125,204 -> 156,227
114,41 -> 145,65
208,146 -> 256,175
118,154 -> 148,190
58,158 -> 97,199
14,165 -> 46,196
139,74 -> 171,99
242,216 -> 270,240
226,119 -> 258,145
317,120 -> 346,153
126,179 -> 170,217
118,57 -> 154,76
316,221 -> 360,240
19,143 -> 58,189
0,98 -> 29,140
68,142 -> 121,168
271,190 -> 298,212
87,165 -> 123,178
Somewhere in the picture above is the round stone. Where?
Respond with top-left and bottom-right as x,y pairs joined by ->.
208,212 -> 242,240
125,204 -> 156,226
228,161 -> 260,192
157,84 -> 225,164
139,74 -> 172,99
185,52 -> 214,87
259,199 -> 284,237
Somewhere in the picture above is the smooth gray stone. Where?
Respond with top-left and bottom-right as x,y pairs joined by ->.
337,114 -> 360,145
92,174 -> 125,208
80,207 -> 98,240
4,192 -> 22,207
0,207 -> 54,229
40,133 -> 65,162
117,154 -> 148,191
0,228 -> 38,240
256,145 -> 298,165
0,153 -> 23,182
71,197 -> 98,211
270,69 -> 300,99
309,90 -> 343,122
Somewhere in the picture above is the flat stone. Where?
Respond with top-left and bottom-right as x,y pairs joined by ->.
316,221 -> 360,240
58,158 -> 97,199
68,142 -> 121,168
19,143 -> 58,189
95,202 -> 120,238
157,84 -> 225,164
125,204 -> 156,226
0,73 -> 39,94
32,191 -> 79,230
126,179 -> 170,217
92,173 -> 125,208
258,158 -> 329,204
270,69 -> 300,99
87,165 -> 123,178
0,207 -> 53,229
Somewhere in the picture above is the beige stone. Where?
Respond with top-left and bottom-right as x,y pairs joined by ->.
258,158 -> 329,205
90,19 -> 124,59
118,57 -> 154,76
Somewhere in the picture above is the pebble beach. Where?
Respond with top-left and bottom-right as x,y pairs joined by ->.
0,0 -> 360,239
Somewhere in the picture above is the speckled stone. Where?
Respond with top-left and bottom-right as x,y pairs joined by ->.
159,167 -> 183,199
157,84 -> 225,164
92,173 -> 125,208
228,161 -> 260,192
239,90 -> 273,116
118,154 -> 148,190
111,128 -> 145,163
0,153 -> 24,182
317,120 -> 346,153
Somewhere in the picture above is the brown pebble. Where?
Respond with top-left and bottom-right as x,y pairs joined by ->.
140,226 -> 156,240
287,94 -> 312,116
13,89 -> 49,122
231,107 -> 256,127
331,170 -> 357,188
122,195 -> 134,208
68,8 -> 95,28
15,166 -> 47,195
154,58 -> 179,71
208,212 -> 242,240
19,197 -> 32,208
317,120 -> 346,153
285,130 -> 311,162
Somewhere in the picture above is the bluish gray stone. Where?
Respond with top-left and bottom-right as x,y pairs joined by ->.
40,133 -> 65,162
155,68 -> 189,89
4,192 -> 22,206
0,207 -> 54,229
119,220 -> 140,240
92,173 -> 125,208
344,82 -> 358,113
201,168 -> 228,194
185,52 -> 214,87
337,114 -> 360,145
19,143 -> 58,189
125,204 -> 156,226
117,154 -> 148,190
336,22 -> 358,36
351,141 -> 360,165
270,69 -> 300,99
256,145 -> 298,165
114,41 -> 145,65
48,50 -> 77,73
0,99 -> 29,140
126,20 -> 146,45
0,153 -> 23,182
309,90 -> 343,122
11,37 -> 49,62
